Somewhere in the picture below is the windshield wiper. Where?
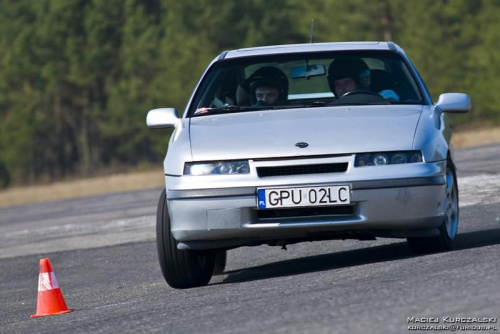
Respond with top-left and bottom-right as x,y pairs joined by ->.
304,101 -> 329,107
328,100 -> 391,106
192,102 -> 332,116
192,105 -> 263,117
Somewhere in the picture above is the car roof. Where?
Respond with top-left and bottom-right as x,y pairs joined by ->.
222,41 -> 404,59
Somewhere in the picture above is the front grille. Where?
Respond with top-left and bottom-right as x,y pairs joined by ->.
257,205 -> 354,219
257,163 -> 348,177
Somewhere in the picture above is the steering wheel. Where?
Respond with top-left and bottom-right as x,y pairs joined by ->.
329,89 -> 390,105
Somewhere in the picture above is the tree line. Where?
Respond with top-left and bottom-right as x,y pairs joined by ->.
0,0 -> 498,188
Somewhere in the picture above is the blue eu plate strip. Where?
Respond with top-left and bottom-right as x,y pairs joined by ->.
257,189 -> 266,209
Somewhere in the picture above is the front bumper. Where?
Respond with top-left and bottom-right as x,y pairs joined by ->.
165,161 -> 447,250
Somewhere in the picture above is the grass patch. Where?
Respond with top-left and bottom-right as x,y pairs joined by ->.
0,170 -> 164,207
451,126 -> 500,149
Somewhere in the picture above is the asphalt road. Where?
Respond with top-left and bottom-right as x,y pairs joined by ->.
1,144 -> 499,334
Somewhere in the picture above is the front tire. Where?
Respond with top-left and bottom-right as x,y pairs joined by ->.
407,164 -> 459,254
156,189 -> 215,289
212,250 -> 227,276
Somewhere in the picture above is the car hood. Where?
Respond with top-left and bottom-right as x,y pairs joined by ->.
189,105 -> 423,161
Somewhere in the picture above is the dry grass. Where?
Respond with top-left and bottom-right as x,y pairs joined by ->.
1,126 -> 499,208
451,126 -> 500,149
0,170 -> 165,207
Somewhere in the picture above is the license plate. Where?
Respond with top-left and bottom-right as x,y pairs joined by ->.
257,185 -> 350,209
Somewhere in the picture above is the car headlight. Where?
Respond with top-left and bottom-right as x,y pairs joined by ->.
184,160 -> 250,175
355,151 -> 423,167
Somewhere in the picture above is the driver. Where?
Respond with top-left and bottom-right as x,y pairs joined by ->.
248,66 -> 289,106
328,58 -> 399,101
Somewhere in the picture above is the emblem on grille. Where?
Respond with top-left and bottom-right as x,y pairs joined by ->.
295,142 -> 309,148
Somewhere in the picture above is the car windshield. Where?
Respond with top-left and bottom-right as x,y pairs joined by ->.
188,51 -> 424,117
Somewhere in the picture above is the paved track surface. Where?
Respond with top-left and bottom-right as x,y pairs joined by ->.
1,144 -> 499,334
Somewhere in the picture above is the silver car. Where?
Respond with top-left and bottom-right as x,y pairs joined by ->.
147,42 -> 470,289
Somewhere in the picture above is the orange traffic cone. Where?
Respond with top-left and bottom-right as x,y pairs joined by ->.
31,258 -> 74,318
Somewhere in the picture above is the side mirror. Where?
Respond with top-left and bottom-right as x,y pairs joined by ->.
146,108 -> 180,128
436,93 -> 471,113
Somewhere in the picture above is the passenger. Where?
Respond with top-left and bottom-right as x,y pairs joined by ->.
328,58 -> 399,101
247,67 -> 289,106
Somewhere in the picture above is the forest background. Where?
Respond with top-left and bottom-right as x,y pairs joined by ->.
1,0 -> 499,189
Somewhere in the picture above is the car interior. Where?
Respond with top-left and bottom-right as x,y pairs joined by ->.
190,53 -> 424,116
